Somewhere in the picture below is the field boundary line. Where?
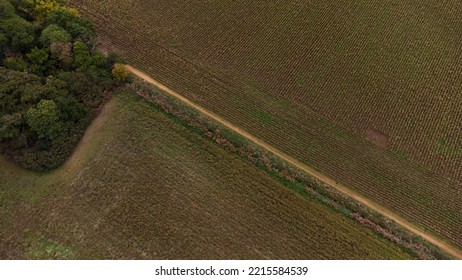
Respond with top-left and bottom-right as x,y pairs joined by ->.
126,65 -> 462,260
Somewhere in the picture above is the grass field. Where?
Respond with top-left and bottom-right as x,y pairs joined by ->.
70,0 -> 462,249
0,91 -> 413,259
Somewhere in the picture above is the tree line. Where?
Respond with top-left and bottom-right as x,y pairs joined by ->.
0,0 -> 129,171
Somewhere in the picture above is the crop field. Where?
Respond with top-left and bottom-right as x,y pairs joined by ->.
70,0 -> 462,249
0,91 -> 414,259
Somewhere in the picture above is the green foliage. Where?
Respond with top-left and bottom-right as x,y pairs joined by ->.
0,0 -> 120,171
89,51 -> 109,76
0,0 -> 16,18
4,57 -> 27,71
0,67 -> 112,170
72,40 -> 89,69
52,93 -> 85,122
112,63 -> 130,82
40,24 -> 71,47
25,236 -> 75,259
0,33 -> 7,54
0,112 -> 22,141
106,52 -> 124,66
9,0 -> 35,20
90,52 -> 106,68
26,99 -> 68,141
27,0 -> 67,21
49,41 -> 72,67
0,16 -> 35,51
436,139 -> 462,159
26,46 -> 50,73
252,110 -> 274,125
26,47 -> 49,65
46,8 -> 94,42
0,67 -> 44,113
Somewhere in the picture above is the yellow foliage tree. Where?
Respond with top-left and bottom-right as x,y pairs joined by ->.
68,7 -> 79,17
27,0 -> 68,21
112,63 -> 130,82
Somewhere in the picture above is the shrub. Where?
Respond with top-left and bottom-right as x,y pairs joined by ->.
112,63 -> 130,82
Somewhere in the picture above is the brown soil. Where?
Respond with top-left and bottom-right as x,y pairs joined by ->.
365,129 -> 390,148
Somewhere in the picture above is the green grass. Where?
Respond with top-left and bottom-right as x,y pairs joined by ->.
25,236 -> 74,260
436,139 -> 462,159
395,150 -> 409,161
252,110 -> 274,125
0,91 -> 412,259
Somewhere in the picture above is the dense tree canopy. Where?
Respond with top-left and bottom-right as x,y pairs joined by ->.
0,14 -> 35,51
26,99 -> 68,141
0,0 -> 124,171
27,0 -> 67,21
39,24 -> 71,46
0,0 -> 16,17
46,7 -> 94,43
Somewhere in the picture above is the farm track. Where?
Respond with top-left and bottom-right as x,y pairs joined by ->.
127,65 -> 462,260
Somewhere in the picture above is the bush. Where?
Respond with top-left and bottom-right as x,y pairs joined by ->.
112,63 -> 130,82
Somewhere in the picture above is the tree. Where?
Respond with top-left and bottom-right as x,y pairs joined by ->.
87,51 -> 110,77
49,41 -> 72,67
26,46 -> 50,73
0,0 -> 16,54
8,0 -> 34,18
91,52 -> 107,68
0,33 -> 7,58
52,93 -> 85,122
0,112 -> 22,141
4,57 -> 27,71
0,16 -> 35,51
27,0 -> 68,21
0,67 -> 45,112
46,7 -> 94,43
26,99 -> 68,141
0,0 -> 16,19
40,24 -> 71,47
112,63 -> 130,82
106,52 -> 124,67
43,75 -> 68,97
27,47 -> 49,64
72,40 -> 90,69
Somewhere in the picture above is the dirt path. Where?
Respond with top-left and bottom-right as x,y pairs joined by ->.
126,65 -> 462,260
